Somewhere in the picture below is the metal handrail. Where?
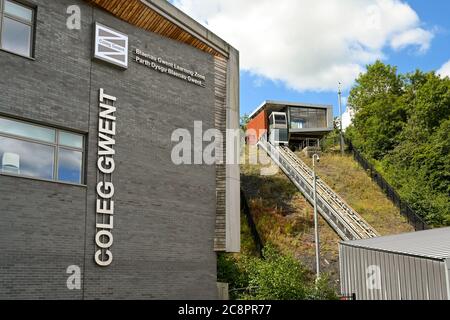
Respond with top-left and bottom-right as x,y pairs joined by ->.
280,146 -> 379,238
257,136 -> 379,240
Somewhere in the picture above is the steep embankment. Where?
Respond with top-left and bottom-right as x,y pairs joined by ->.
298,152 -> 414,236
241,146 -> 413,284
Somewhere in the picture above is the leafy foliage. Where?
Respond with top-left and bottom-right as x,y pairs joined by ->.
347,61 -> 407,159
347,61 -> 450,226
217,245 -> 338,300
240,113 -> 250,131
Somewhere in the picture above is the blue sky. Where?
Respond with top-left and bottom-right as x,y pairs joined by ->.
239,0 -> 450,117
171,0 -> 450,117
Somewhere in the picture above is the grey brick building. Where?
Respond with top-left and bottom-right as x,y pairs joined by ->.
0,0 -> 240,299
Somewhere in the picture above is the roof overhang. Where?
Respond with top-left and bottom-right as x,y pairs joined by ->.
249,100 -> 333,119
85,0 -> 235,58
290,128 -> 334,135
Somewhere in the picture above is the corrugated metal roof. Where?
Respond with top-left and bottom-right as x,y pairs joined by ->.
342,228 -> 450,260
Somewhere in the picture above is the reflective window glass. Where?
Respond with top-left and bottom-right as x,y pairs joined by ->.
1,16 -> 32,56
0,136 -> 54,180
0,117 -> 56,143
0,116 -> 85,184
4,0 -> 33,22
291,120 -> 305,129
58,148 -> 82,184
290,108 -> 327,129
59,131 -> 83,149
275,115 -> 286,125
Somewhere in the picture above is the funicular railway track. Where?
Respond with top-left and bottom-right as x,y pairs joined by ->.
258,137 -> 379,241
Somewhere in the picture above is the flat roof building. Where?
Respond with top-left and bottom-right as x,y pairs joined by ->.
340,228 -> 450,300
246,101 -> 333,150
0,0 -> 240,299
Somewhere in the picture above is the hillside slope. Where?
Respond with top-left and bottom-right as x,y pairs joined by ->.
241,146 -> 414,284
298,151 -> 414,236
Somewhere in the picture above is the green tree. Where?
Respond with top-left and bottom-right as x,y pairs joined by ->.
347,61 -> 450,226
240,114 -> 250,131
347,61 -> 407,159
411,72 -> 450,132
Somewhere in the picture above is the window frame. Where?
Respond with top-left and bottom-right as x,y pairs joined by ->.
0,0 -> 36,58
290,107 -> 327,129
55,130 -> 85,185
274,114 -> 287,125
0,116 -> 86,185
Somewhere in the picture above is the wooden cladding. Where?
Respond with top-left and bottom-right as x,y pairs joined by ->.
214,56 -> 228,251
86,0 -> 225,58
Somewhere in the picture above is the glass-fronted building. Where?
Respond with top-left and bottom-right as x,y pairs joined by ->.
246,101 -> 334,148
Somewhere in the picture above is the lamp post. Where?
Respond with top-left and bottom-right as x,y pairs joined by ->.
338,82 -> 344,156
312,153 -> 321,281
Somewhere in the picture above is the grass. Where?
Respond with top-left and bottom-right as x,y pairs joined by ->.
241,146 -> 342,284
299,150 -> 413,236
240,144 -> 414,285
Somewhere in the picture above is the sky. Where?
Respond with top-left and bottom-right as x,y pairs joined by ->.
171,0 -> 450,117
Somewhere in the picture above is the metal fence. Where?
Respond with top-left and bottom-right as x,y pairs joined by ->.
345,139 -> 429,231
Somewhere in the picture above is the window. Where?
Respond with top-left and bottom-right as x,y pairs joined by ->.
291,119 -> 305,129
290,107 -> 327,129
0,116 -> 85,184
274,114 -> 287,125
0,0 -> 35,57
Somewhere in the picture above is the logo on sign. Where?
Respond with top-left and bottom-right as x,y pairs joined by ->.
94,23 -> 128,69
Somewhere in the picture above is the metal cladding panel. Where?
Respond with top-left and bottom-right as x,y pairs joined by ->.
403,254 -> 411,299
346,227 -> 450,260
444,260 -> 450,299
371,250 -> 383,300
358,248 -> 366,299
399,255 -> 409,299
340,243 -> 450,300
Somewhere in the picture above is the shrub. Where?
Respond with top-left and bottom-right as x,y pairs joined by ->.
217,244 -> 338,300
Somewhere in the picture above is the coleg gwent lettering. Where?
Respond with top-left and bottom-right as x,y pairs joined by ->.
95,89 -> 118,267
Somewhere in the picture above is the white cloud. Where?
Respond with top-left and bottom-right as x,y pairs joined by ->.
342,106 -> 356,131
390,28 -> 433,53
173,0 -> 433,92
437,60 -> 450,78
252,77 -> 265,88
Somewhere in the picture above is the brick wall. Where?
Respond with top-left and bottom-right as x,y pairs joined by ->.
0,0 -> 218,299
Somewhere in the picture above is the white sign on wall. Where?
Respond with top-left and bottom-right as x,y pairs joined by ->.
95,89 -> 118,267
133,48 -> 206,87
94,22 -> 129,69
